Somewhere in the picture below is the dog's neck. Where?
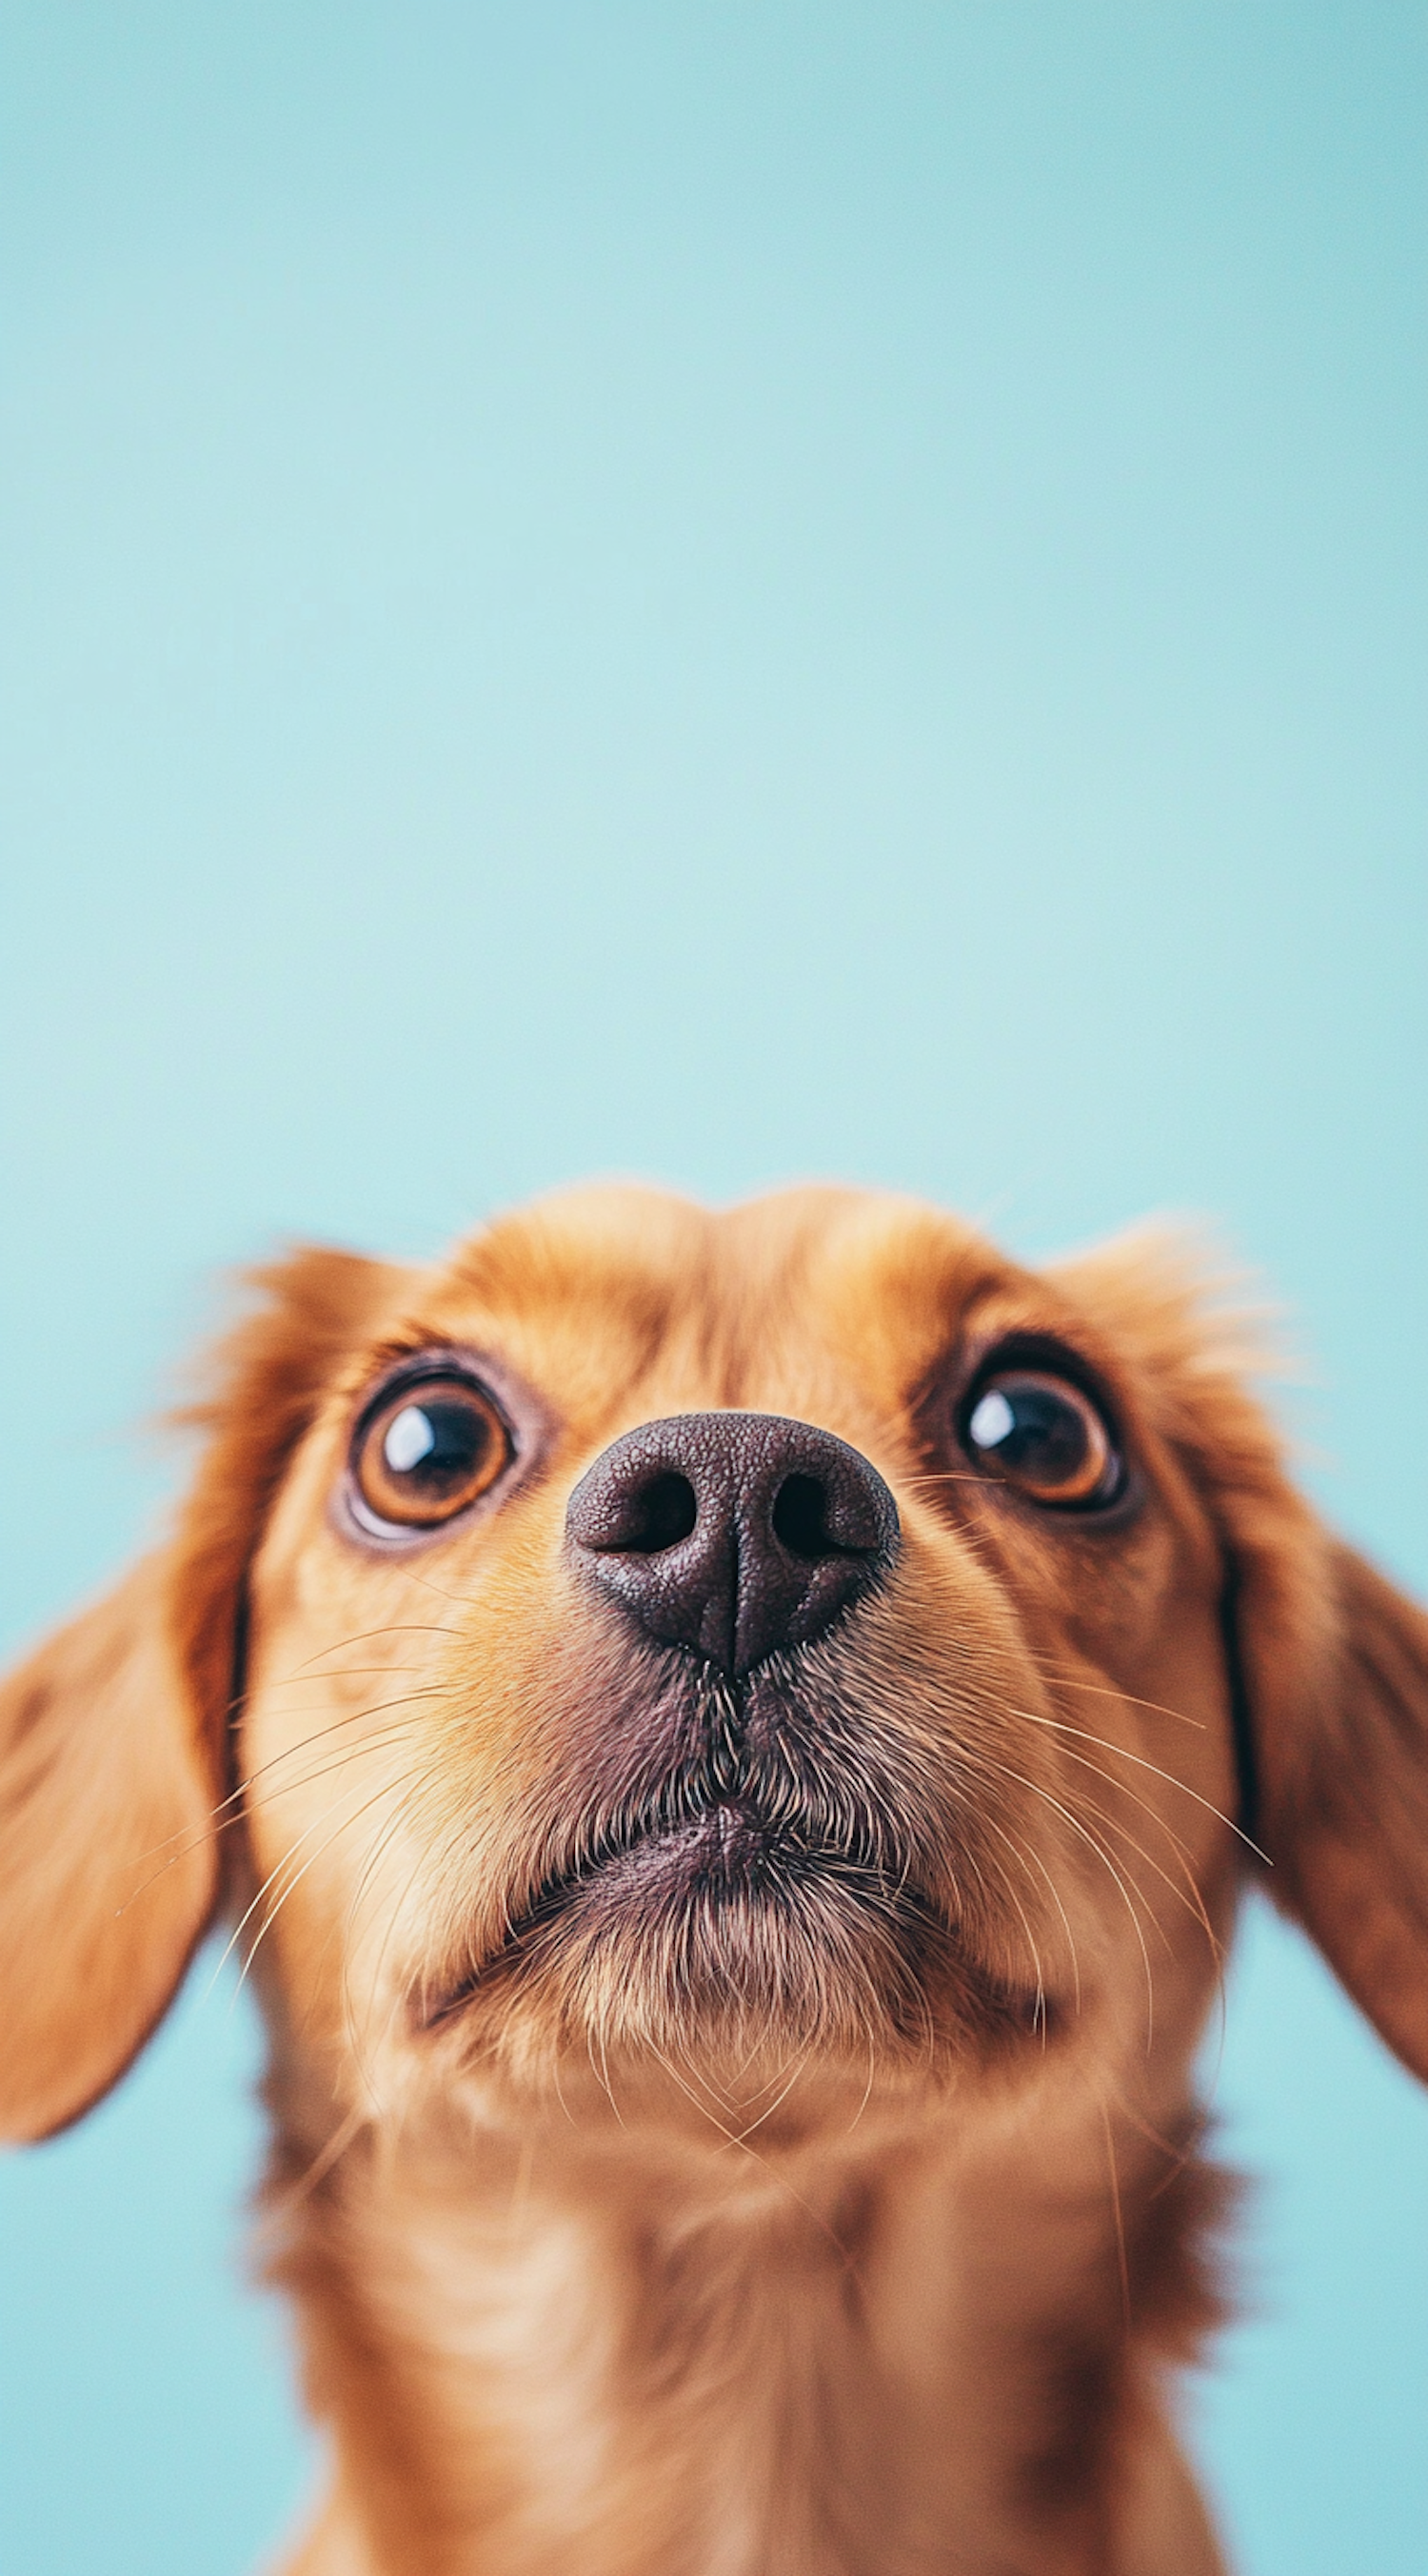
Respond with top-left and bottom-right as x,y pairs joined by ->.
268,2083 -> 1225,2576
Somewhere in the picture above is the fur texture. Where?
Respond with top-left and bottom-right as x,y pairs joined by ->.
3,1182 -> 1425,2575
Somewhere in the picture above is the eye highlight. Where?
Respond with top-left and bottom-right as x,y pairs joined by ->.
962,1369 -> 1121,1509
352,1375 -> 510,1532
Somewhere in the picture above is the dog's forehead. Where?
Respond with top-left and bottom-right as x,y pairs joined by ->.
386,1181 -> 1059,1430
446,1181 -> 1004,1324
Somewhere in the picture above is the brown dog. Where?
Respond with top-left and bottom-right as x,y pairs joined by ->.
4,1183 -> 1425,2575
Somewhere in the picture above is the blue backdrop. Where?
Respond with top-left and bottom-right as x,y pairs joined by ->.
2,9 -> 1424,2570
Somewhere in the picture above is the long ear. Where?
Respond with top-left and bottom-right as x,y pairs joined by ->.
1052,1229 -> 1428,2085
0,1556 -> 218,2141
1258,1540 -> 1428,2081
0,1245 -> 400,2142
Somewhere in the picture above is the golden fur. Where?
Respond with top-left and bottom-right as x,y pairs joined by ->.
3,1183 -> 1425,2575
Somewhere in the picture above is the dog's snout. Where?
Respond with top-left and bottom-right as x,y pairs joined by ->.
565,1413 -> 900,1674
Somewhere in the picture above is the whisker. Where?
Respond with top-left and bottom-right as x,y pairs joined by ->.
1027,1660 -> 1209,1734
982,1759 -> 1159,2050
235,1779 -> 414,2023
340,1783 -> 450,2080
346,1818 -> 463,2111
1010,1707 -> 1267,1863
215,1773 -> 411,2004
999,1714 -> 1225,1954
980,1812 -> 1081,2023
1099,2096 -> 1131,2338
255,2103 -> 369,2239
391,1563 -> 481,1609
635,2033 -> 866,2289
1061,1775 -> 1222,1963
969,1815 -> 1052,2032
284,1623 -> 463,1675
240,1722 -> 429,1813
726,2051 -> 813,2142
241,1708 -> 432,1788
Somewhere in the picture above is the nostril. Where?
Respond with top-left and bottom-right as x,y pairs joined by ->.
567,1416 -> 898,1669
771,1472 -> 841,1562
619,1470 -> 699,1554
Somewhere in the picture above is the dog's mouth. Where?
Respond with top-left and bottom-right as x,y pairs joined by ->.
507,1786 -> 906,1934
425,1767 -> 907,2018
424,1714 -> 1053,2044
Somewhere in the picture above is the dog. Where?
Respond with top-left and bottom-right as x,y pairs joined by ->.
3,1182 -> 1425,2575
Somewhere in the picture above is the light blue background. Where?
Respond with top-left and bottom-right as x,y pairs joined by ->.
2,9 -> 1424,2570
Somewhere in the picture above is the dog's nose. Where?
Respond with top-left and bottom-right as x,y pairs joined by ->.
565,1412 -> 900,1674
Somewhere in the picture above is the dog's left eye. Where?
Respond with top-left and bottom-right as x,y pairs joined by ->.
353,1377 -> 510,1530
963,1370 -> 1121,1508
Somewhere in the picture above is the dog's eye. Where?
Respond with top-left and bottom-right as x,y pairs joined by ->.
963,1371 -> 1121,1508
353,1378 -> 509,1529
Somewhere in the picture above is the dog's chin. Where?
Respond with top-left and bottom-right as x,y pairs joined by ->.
425,1802 -> 1054,2073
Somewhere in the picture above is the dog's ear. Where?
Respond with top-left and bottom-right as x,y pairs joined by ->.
1266,1538 -> 1428,2081
0,1553 -> 218,2143
1052,1231 -> 1428,2084
0,1246 -> 400,2142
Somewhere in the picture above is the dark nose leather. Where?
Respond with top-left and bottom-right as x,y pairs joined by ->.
565,1412 -> 900,1674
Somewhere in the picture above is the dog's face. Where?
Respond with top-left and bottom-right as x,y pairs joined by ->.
4,1183 -> 1426,2153
239,1186 -> 1237,2139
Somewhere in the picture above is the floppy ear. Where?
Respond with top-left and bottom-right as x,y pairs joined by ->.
0,1555 -> 219,2142
1052,1230 -> 1428,2085
1252,1537 -> 1428,2083
0,1245 -> 400,2142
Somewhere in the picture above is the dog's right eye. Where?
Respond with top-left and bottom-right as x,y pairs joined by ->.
352,1377 -> 510,1531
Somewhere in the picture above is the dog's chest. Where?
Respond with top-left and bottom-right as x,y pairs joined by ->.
349,2169 -> 912,2574
333,2140 -> 1094,2576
